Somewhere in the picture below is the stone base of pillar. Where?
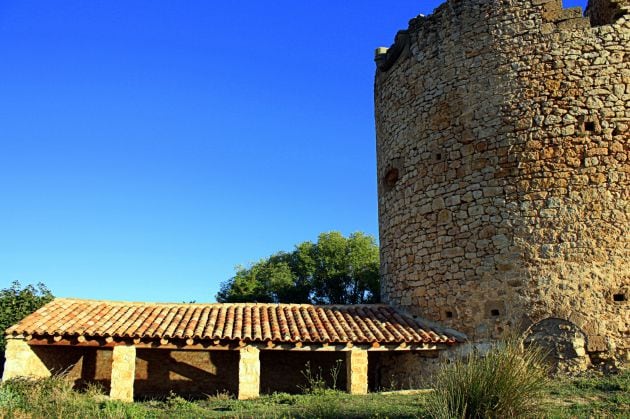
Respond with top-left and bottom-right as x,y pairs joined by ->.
238,346 -> 260,400
346,349 -> 368,395
110,345 -> 136,402
2,338 -> 51,381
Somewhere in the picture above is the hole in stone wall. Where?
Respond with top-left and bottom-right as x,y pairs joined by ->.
383,168 -> 399,191
613,293 -> 626,302
490,309 -> 500,317
434,152 -> 442,162
584,121 -> 596,132
445,311 -> 453,319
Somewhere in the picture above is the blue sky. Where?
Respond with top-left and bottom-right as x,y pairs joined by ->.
0,0 -> 587,303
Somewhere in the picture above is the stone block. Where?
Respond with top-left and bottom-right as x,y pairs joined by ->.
346,349 -> 368,395
238,346 -> 260,400
2,339 -> 50,380
110,345 -> 136,402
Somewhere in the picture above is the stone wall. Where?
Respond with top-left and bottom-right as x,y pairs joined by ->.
260,351 -> 346,393
375,0 -> 629,371
370,351 -> 441,390
135,349 -> 239,398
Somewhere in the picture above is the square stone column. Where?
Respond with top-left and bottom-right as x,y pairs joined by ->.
110,345 -> 136,402
2,338 -> 51,380
238,345 -> 260,400
346,349 -> 368,395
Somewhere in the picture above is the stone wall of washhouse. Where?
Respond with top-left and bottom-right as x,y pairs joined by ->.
16,345 -> 409,396
375,0 -> 629,372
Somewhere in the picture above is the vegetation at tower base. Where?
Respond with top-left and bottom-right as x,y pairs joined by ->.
216,231 -> 380,304
375,0 -> 629,373
426,339 -> 549,419
0,282 -> 53,367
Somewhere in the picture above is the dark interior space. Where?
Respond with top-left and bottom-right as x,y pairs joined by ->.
260,351 -> 346,394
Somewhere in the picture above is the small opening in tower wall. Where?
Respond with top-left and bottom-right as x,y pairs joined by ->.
445,311 -> 453,319
434,152 -> 442,162
383,168 -> 399,191
584,121 -> 596,132
490,309 -> 500,317
613,293 -> 626,302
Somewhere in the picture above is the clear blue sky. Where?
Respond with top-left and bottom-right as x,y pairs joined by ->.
0,0 -> 587,303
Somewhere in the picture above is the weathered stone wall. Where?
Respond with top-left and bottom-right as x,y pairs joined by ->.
260,351 -> 346,394
369,351 -> 441,390
30,346 -> 113,391
375,0 -> 629,371
135,349 -> 239,398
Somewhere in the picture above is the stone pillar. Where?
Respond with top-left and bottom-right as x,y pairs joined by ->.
346,349 -> 368,395
238,345 -> 260,400
2,338 -> 51,380
110,345 -> 136,402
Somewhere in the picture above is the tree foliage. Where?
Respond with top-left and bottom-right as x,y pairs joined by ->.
0,281 -> 54,353
216,232 -> 380,304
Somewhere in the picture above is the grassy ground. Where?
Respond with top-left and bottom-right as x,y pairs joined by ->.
0,372 -> 627,418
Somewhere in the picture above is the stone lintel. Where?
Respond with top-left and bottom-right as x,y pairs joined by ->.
110,345 -> 136,402
1,338 -> 51,381
346,348 -> 369,395
237,345 -> 260,400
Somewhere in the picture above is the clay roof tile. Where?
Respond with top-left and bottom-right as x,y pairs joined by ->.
6,299 -> 462,346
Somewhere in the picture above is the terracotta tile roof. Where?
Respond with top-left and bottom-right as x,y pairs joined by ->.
6,298 -> 461,346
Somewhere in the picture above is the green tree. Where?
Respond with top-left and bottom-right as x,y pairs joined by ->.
217,232 -> 380,304
0,281 -> 54,354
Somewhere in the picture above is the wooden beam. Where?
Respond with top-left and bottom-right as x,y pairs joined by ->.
24,336 -> 445,352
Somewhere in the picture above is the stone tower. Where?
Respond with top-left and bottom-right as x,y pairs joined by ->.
375,0 -> 629,371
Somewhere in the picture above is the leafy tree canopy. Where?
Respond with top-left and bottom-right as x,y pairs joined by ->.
0,281 -> 54,353
217,232 -> 380,305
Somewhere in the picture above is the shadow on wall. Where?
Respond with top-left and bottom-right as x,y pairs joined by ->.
135,350 -> 238,399
260,352 -> 347,394
31,346 -> 112,392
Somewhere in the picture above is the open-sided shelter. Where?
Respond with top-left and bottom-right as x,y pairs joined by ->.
3,298 -> 461,401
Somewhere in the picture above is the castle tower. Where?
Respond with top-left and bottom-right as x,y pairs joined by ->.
375,0 -> 629,371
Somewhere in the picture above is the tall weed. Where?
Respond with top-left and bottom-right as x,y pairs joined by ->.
426,339 -> 550,419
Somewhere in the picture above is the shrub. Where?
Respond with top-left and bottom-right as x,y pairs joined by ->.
426,339 -> 550,419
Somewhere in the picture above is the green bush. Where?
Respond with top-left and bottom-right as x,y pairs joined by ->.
426,339 -> 550,419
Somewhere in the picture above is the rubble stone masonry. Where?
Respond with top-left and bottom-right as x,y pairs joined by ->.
375,0 -> 628,371
2,339 -> 51,380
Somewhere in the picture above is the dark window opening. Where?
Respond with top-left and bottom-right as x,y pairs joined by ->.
434,153 -> 442,162
584,121 -> 596,132
490,309 -> 500,317
613,293 -> 626,302
383,168 -> 399,191
445,311 -> 453,319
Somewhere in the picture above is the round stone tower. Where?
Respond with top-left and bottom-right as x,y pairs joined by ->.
375,0 -> 629,371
